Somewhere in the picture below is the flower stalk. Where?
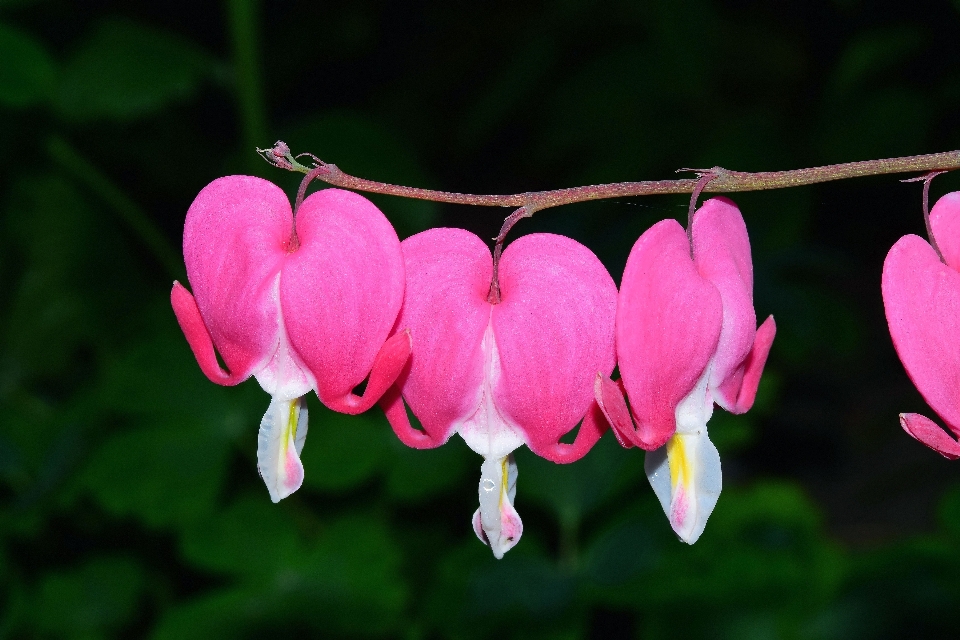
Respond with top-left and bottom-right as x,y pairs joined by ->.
260,140 -> 960,213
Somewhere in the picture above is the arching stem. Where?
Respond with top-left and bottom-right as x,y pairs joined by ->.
902,171 -> 947,263
487,205 -> 535,304
684,169 -> 719,253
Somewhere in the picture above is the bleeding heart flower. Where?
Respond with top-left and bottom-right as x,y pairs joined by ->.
596,197 -> 775,543
171,176 -> 410,503
882,191 -> 960,459
379,228 -> 617,558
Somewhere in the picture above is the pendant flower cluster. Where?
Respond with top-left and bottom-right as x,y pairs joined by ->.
172,175 -> 775,556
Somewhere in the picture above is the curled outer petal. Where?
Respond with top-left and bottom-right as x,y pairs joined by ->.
900,413 -> 960,460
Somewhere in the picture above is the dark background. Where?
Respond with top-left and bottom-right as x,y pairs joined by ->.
3,0 -> 960,637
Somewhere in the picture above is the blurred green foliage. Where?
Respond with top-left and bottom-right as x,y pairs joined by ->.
3,0 -> 960,637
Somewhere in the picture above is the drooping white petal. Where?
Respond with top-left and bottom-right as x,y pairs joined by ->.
455,323 -> 525,558
645,429 -> 721,544
257,396 -> 308,503
473,454 -> 522,559
254,276 -> 313,401
458,324 -> 526,460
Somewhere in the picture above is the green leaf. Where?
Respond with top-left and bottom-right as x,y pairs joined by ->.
56,18 -> 215,121
641,482 -> 844,611
583,514 -> 660,587
709,411 -> 756,455
299,399 -> 390,492
384,429 -> 473,503
154,516 -> 406,638
78,424 -> 229,528
96,316 -> 259,441
180,494 -> 300,578
465,551 -> 576,618
938,484 -> 960,538
28,557 -> 145,636
519,431 -> 642,523
301,514 -> 407,632
0,22 -> 55,107
282,113 -> 439,238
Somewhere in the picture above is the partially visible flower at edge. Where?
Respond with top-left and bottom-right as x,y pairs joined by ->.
171,175 -> 410,502
595,196 -> 775,544
883,191 -> 960,459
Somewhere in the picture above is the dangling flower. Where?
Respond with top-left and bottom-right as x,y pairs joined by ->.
596,197 -> 775,543
380,228 -> 617,558
883,191 -> 960,459
171,176 -> 410,502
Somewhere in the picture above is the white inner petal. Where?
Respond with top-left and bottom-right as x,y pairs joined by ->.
457,321 -> 525,459
254,274 -> 313,401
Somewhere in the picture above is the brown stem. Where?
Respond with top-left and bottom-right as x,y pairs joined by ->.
287,164 -> 333,252
487,205 -> 534,304
260,142 -> 960,214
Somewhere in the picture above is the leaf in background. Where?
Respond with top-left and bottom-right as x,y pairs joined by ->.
282,113 -> 438,238
519,432 -> 643,526
640,482 -> 844,613
299,515 -> 407,633
96,315 -> 258,441
26,557 -> 145,637
153,516 -> 406,638
465,552 -> 576,620
709,411 -> 756,455
3,175 -> 145,382
938,484 -> 960,538
299,398 -> 389,493
0,22 -> 55,108
583,513 -> 661,587
384,429 -> 473,503
180,494 -> 300,578
56,18 -> 217,121
78,424 -> 229,528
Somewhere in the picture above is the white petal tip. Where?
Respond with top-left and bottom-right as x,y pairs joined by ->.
257,396 -> 308,503
646,430 -> 722,545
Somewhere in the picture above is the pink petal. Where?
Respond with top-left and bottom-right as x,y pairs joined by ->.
281,189 -> 406,412
594,374 -> 637,449
492,233 -> 617,463
387,228 -> 493,445
617,219 -> 723,450
180,175 -> 290,383
716,315 -> 777,414
691,197 -> 757,397
900,413 -> 960,460
883,234 -> 960,438
930,191 -> 960,271
171,282 -> 245,385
